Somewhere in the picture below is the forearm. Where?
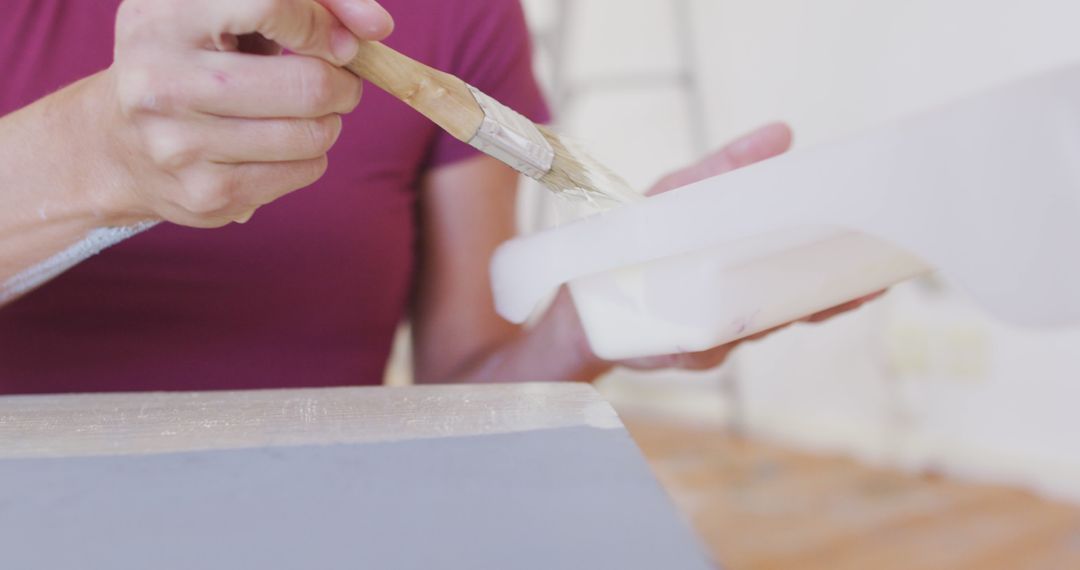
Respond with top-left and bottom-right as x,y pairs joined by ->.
0,73 -> 140,304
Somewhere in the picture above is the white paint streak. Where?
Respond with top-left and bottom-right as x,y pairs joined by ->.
0,383 -> 626,459
583,400 -> 623,430
0,221 -> 158,304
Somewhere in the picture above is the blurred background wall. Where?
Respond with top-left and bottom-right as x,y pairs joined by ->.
392,0 -> 1080,502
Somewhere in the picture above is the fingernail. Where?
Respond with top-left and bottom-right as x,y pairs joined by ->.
342,0 -> 394,38
729,131 -> 762,154
233,210 -> 256,224
732,123 -> 792,157
331,26 -> 360,64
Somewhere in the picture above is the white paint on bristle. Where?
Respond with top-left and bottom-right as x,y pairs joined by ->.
465,85 -> 640,209
542,128 -> 643,210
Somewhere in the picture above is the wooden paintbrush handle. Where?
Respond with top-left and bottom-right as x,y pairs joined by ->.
346,41 -> 484,143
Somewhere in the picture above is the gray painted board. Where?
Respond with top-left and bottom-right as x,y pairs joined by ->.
0,426 -> 714,569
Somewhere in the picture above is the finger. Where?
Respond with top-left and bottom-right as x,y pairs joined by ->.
804,299 -> 871,323
620,344 -> 736,372
742,323 -> 791,342
191,53 -> 363,118
860,290 -> 888,303
162,157 -> 328,226
232,208 -> 258,224
648,122 -> 793,195
139,114 -> 341,167
196,115 -> 343,163
676,345 -> 738,371
317,0 -> 394,41
707,122 -> 794,172
617,354 -> 679,371
229,156 -> 330,207
209,0 -> 363,65
805,290 -> 887,323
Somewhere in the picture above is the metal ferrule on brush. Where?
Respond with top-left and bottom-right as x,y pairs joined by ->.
465,85 -> 554,180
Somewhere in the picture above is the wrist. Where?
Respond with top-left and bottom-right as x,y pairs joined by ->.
51,71 -> 150,227
546,287 -> 612,381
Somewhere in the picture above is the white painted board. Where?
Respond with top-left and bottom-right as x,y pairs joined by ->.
493,64 -> 1080,359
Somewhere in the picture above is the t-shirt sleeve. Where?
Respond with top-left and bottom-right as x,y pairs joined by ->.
426,0 -> 552,169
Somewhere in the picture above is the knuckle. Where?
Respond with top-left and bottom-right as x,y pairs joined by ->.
297,61 -> 339,114
266,0 -> 292,20
248,0 -> 300,43
248,0 -> 285,24
294,6 -> 324,54
115,67 -> 179,115
146,130 -> 199,170
114,67 -> 151,114
114,0 -> 151,40
299,115 -> 341,155
180,176 -> 234,216
116,0 -> 181,48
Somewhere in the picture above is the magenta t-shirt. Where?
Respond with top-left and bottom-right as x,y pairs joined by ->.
0,0 -> 548,394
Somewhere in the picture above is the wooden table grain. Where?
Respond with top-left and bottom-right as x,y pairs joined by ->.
624,416 -> 1080,570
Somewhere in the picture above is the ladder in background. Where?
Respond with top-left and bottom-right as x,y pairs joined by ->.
531,0 -> 709,152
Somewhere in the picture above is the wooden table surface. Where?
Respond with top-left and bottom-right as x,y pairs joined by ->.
624,416 -> 1080,570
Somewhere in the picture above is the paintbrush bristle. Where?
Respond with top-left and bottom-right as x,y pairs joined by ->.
537,125 -> 641,207
460,82 -> 638,207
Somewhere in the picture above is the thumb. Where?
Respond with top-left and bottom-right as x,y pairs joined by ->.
648,122 -> 793,195
218,0 -> 392,65
708,121 -> 794,173
318,0 -> 395,41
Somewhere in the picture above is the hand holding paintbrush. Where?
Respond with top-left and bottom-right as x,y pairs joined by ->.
0,0 -> 633,303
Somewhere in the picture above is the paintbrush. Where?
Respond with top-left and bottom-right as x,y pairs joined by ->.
346,42 -> 636,204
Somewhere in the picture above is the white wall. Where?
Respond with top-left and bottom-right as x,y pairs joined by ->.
521,0 -> 1080,501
